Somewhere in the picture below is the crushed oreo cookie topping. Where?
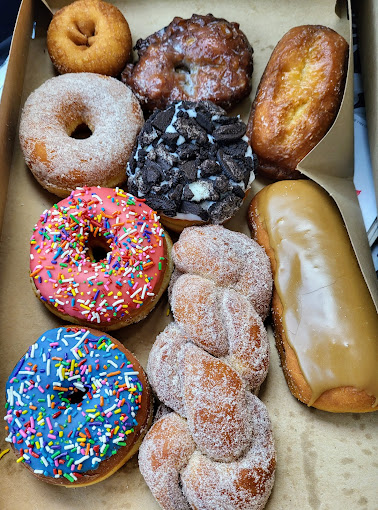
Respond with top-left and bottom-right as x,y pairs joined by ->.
127,101 -> 257,224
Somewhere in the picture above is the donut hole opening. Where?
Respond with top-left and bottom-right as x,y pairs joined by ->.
74,19 -> 96,46
66,388 -> 88,406
175,63 -> 191,75
70,123 -> 93,139
87,233 -> 112,263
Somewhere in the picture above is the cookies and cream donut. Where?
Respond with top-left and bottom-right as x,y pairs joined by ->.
127,100 -> 256,233
47,0 -> 132,76
4,326 -> 153,486
122,13 -> 253,112
29,187 -> 173,331
19,73 -> 143,197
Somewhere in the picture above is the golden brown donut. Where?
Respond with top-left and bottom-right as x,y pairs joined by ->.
122,13 -> 253,111
5,326 -> 153,486
19,73 -> 143,197
47,0 -> 132,76
247,25 -> 348,180
248,180 -> 378,412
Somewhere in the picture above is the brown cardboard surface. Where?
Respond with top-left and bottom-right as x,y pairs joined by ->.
356,0 -> 378,196
0,1 -> 377,509
0,0 -> 34,236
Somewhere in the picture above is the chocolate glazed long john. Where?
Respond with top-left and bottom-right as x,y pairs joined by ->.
139,225 -> 276,510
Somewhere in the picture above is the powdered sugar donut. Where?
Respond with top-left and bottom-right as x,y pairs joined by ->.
19,73 -> 143,197
29,187 -> 173,331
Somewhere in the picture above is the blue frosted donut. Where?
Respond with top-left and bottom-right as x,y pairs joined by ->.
4,326 -> 152,486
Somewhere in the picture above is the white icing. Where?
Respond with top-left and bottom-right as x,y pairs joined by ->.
172,212 -> 203,221
187,181 -> 213,202
187,109 -> 197,118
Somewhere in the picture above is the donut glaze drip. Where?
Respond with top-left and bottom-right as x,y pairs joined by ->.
30,187 -> 168,328
4,327 -> 143,483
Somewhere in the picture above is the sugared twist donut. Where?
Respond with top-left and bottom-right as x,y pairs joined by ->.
139,225 -> 276,510
172,224 -> 273,320
19,73 -> 143,197
47,0 -> 132,76
4,327 -> 153,486
29,186 -> 173,331
122,13 -> 253,112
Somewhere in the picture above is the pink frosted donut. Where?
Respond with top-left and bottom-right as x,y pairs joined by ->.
29,186 -> 173,330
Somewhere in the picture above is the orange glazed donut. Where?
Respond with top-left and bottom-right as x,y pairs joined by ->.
19,73 -> 143,197
47,0 -> 132,76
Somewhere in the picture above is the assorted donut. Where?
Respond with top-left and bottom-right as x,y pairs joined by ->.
140,226 -> 276,510
122,13 -> 253,112
47,0 -> 132,76
4,326 -> 153,486
30,186 -> 173,330
19,73 -> 143,197
7,0 -> 360,506
127,100 -> 257,232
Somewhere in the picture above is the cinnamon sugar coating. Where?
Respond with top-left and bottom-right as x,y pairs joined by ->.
139,413 -> 196,510
140,225 -> 275,509
19,73 -> 143,197
122,14 -> 253,111
170,274 -> 270,389
140,396 -> 275,510
172,225 -> 273,320
182,394 -> 276,510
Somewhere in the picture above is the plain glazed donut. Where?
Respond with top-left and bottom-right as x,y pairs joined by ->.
4,326 -> 153,487
29,186 -> 173,331
19,73 -> 143,197
47,0 -> 132,76
247,25 -> 348,181
122,13 -> 253,112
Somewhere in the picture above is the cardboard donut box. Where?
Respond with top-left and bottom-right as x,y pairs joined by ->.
0,1 -> 377,509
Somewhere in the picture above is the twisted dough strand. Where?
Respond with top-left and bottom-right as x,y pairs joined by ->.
140,226 -> 276,510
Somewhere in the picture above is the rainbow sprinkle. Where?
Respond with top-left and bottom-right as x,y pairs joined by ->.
29,187 -> 167,327
4,327 -> 143,482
